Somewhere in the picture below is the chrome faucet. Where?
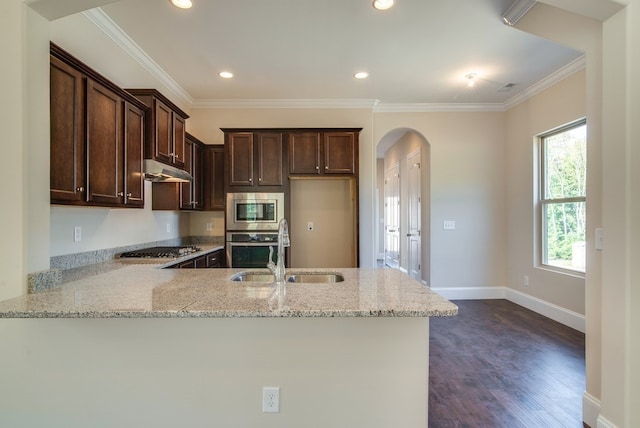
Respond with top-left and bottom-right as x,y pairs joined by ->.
267,218 -> 290,284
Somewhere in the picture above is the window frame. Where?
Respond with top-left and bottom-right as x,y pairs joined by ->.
537,118 -> 587,276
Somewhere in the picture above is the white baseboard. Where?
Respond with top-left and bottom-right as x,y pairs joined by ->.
597,415 -> 619,428
505,288 -> 585,333
583,392 -> 601,428
429,286 -> 585,333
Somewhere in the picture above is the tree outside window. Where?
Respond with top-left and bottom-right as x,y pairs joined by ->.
540,120 -> 586,273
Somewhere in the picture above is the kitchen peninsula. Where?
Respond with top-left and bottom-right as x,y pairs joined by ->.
0,263 -> 456,427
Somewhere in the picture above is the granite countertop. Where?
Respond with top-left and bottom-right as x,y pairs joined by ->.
0,258 -> 458,318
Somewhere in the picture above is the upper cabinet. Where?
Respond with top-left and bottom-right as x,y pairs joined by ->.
49,43 -> 148,208
125,89 -> 189,170
224,130 -> 284,191
203,145 -> 225,211
289,130 -> 359,176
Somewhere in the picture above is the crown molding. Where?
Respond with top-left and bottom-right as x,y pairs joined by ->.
374,103 -> 506,113
503,54 -> 586,110
191,99 -> 380,109
82,8 -> 193,109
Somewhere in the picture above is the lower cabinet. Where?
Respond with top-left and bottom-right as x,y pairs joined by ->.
168,249 -> 226,269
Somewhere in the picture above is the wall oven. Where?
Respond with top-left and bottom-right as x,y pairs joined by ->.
226,232 -> 279,269
226,192 -> 284,231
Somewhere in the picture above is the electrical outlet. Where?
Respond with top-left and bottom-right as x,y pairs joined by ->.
443,220 -> 456,230
206,223 -> 212,231
74,226 -> 82,242
523,275 -> 529,287
262,387 -> 280,413
307,221 -> 314,231
166,223 -> 171,233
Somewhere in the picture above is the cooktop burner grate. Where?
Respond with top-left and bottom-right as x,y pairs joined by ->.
119,246 -> 200,258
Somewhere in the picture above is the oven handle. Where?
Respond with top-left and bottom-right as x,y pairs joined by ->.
227,242 -> 278,247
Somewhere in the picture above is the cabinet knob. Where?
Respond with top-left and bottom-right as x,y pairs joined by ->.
249,178 -> 252,182
325,165 -> 328,170
127,193 -> 132,197
76,186 -> 84,192
315,166 -> 319,170
118,192 -> 124,197
258,177 -> 262,182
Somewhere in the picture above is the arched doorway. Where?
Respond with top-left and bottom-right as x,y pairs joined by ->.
376,128 -> 431,285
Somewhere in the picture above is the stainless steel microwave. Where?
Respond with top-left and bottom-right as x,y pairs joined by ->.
226,192 -> 284,231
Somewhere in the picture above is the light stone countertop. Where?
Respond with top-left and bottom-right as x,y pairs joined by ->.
0,261 -> 458,318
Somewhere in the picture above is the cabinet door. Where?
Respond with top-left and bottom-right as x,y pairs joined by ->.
289,132 -> 321,174
206,250 -> 224,268
228,132 -> 254,186
86,79 -> 123,205
324,132 -> 356,175
50,56 -> 85,203
192,142 -> 204,210
153,99 -> 173,164
204,146 -> 225,210
173,114 -> 186,168
124,102 -> 145,207
180,137 -> 194,209
257,132 -> 283,186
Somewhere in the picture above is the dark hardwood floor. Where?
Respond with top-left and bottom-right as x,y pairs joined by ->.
429,300 -> 586,428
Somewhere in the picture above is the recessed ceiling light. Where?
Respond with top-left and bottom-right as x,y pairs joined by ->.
171,0 -> 192,9
465,73 -> 478,87
219,71 -> 234,79
354,72 -> 369,79
372,0 -> 394,10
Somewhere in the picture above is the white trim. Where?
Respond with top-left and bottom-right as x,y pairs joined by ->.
505,288 -> 585,333
429,286 -> 585,333
583,392 -> 601,428
503,55 -> 586,110
192,98 -> 379,109
374,103 -> 505,113
430,286 -> 506,300
82,8 -> 193,109
597,415 -> 619,428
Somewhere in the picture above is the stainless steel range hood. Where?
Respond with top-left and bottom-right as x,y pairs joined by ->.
143,159 -> 192,183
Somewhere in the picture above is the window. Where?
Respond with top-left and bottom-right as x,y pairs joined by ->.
539,120 -> 587,273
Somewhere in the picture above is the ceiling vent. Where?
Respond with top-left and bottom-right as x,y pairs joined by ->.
498,83 -> 517,92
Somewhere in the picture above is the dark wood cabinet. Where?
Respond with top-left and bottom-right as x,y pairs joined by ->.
289,130 -> 358,176
49,43 -> 148,208
167,249 -> 226,269
225,131 -> 284,190
50,55 -> 85,203
203,145 -> 225,211
152,133 -> 204,211
86,78 -> 123,205
126,89 -> 188,170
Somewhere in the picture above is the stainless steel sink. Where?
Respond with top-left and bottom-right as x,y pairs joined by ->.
230,272 -> 275,282
287,273 -> 344,283
230,271 -> 344,283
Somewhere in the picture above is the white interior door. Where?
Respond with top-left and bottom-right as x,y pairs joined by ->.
407,150 -> 421,280
384,164 -> 400,269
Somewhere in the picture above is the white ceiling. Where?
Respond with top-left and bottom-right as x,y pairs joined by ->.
94,0 -> 584,107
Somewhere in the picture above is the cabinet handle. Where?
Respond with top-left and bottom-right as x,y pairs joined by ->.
118,192 -> 124,197
325,166 -> 328,170
315,166 -> 319,170
258,177 -> 262,182
76,186 -> 84,192
249,178 -> 252,182
126,193 -> 132,197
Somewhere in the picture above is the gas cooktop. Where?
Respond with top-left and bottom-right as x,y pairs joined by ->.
118,246 -> 201,259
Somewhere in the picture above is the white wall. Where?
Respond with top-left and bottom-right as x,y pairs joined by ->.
0,317 -> 429,428
504,70 -> 587,315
